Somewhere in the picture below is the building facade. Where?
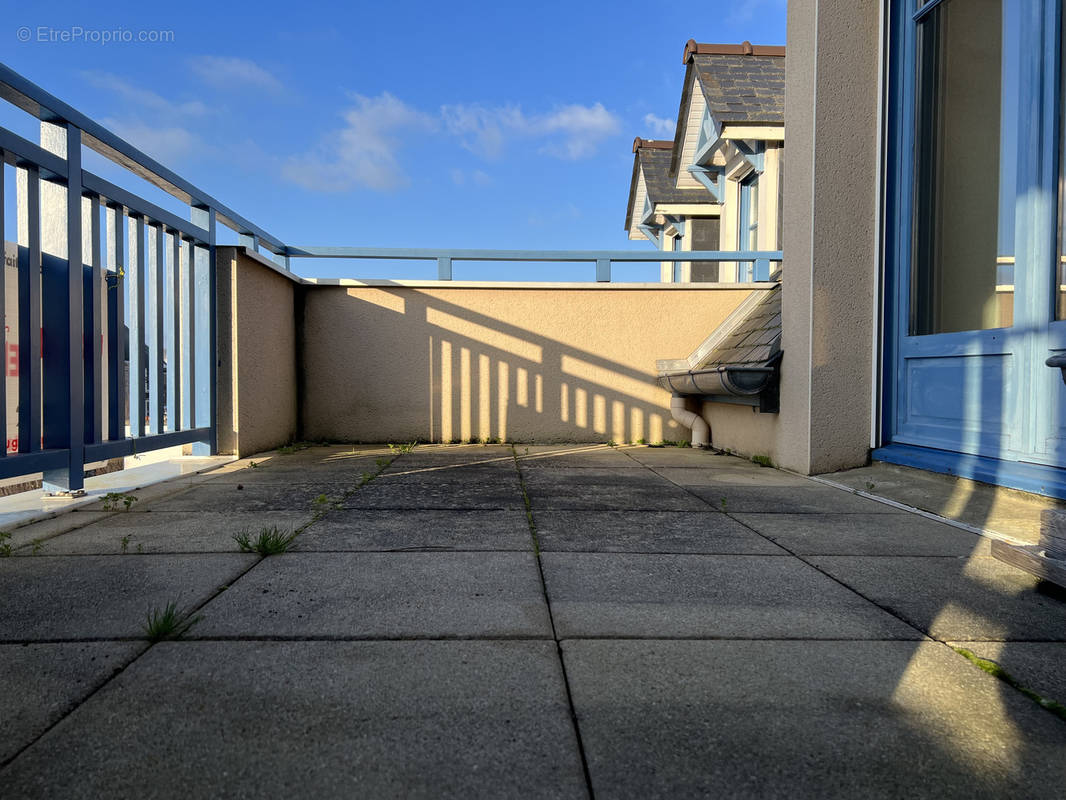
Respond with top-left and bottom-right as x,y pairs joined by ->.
625,41 -> 785,283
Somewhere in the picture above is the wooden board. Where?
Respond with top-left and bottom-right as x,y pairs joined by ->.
991,539 -> 1066,589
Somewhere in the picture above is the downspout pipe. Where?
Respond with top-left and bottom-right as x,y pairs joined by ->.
670,395 -> 710,448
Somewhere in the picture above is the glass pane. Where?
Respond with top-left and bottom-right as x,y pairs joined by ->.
911,0 -> 1018,335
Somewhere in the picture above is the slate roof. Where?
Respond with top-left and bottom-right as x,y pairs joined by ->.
641,148 -> 712,206
624,139 -> 714,232
696,283 -> 781,368
692,53 -> 785,125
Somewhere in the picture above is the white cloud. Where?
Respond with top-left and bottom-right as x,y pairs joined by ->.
643,113 -> 676,137
82,71 -> 208,117
82,71 -> 209,166
282,93 -> 437,192
442,102 -> 620,160
190,56 -> 284,93
102,119 -> 200,164
450,168 -> 493,187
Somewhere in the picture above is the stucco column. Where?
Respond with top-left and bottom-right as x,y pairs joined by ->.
777,0 -> 882,474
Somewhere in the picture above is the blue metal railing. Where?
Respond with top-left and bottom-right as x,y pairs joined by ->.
0,61 -> 782,492
284,246 -> 783,283
0,64 -> 243,492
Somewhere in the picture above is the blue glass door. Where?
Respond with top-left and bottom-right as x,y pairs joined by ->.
881,0 -> 1066,493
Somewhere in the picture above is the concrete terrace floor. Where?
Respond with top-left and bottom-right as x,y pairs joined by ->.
2,444 -> 1066,799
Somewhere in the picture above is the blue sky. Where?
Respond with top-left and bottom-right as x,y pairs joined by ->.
2,0 -> 786,280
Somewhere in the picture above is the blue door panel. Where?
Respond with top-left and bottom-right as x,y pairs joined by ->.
898,354 -> 1014,454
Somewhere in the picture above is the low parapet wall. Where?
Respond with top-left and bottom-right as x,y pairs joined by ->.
298,281 -> 756,444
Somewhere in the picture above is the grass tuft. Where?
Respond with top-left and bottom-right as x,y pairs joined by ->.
953,646 -> 1066,722
233,525 -> 299,556
0,530 -> 12,557
143,601 -> 202,642
751,454 -> 774,468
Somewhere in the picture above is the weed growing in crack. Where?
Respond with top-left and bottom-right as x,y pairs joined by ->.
101,492 -> 138,512
953,647 -> 1066,722
143,601 -> 202,642
0,530 -> 12,557
233,526 -> 299,556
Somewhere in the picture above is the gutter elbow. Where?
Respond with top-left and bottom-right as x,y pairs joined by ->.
670,395 -> 710,448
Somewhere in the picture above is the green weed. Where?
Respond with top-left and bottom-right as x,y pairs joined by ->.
953,647 -> 1066,722
751,454 -> 774,468
101,492 -> 138,512
143,601 -> 202,642
0,530 -> 12,557
233,526 -> 299,556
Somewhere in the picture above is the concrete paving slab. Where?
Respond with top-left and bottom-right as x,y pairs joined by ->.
180,458 -> 386,485
946,641 -> 1066,706
526,483 -> 709,511
734,512 -> 991,556
534,511 -> 786,554
195,552 -> 551,638
296,510 -> 532,551
141,483 -> 351,513
522,470 -> 708,511
562,640 -> 1066,799
515,444 -> 643,468
654,466 -> 815,488
396,445 -> 516,467
0,641 -> 146,765
540,553 -> 919,639
689,483 -> 907,514
0,554 -> 255,640
376,464 -> 519,483
37,512 -> 311,554
0,640 -> 587,799
616,446 -> 738,468
824,461 -> 1065,545
3,510 -> 112,551
343,478 -> 525,510
520,467 -> 676,486
811,555 -> 1066,640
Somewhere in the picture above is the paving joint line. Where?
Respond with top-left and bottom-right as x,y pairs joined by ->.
622,448 -> 1066,725
0,446 -> 408,772
511,444 -> 596,799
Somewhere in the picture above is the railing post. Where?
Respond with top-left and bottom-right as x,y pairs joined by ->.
16,164 -> 42,456
105,204 -> 124,442
37,121 -> 84,494
238,232 -> 259,252
437,256 -> 452,280
596,258 -> 611,282
754,258 -> 770,282
190,205 -> 216,455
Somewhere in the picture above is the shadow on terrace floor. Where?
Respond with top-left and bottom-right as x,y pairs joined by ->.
0,443 -> 1063,798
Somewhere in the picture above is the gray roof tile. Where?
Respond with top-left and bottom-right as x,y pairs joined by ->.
693,54 -> 785,125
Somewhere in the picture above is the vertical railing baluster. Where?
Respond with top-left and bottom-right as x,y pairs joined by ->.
147,223 -> 164,435
17,165 -> 42,454
182,238 -> 195,430
168,230 -> 180,431
189,204 -> 216,454
64,124 -> 84,490
596,258 -> 611,282
85,193 -> 102,444
207,211 -> 217,454
106,205 -> 124,441
437,256 -> 452,280
128,214 -> 145,438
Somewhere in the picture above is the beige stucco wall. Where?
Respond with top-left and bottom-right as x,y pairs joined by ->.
774,0 -> 882,474
216,247 -> 299,456
300,284 -> 753,444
